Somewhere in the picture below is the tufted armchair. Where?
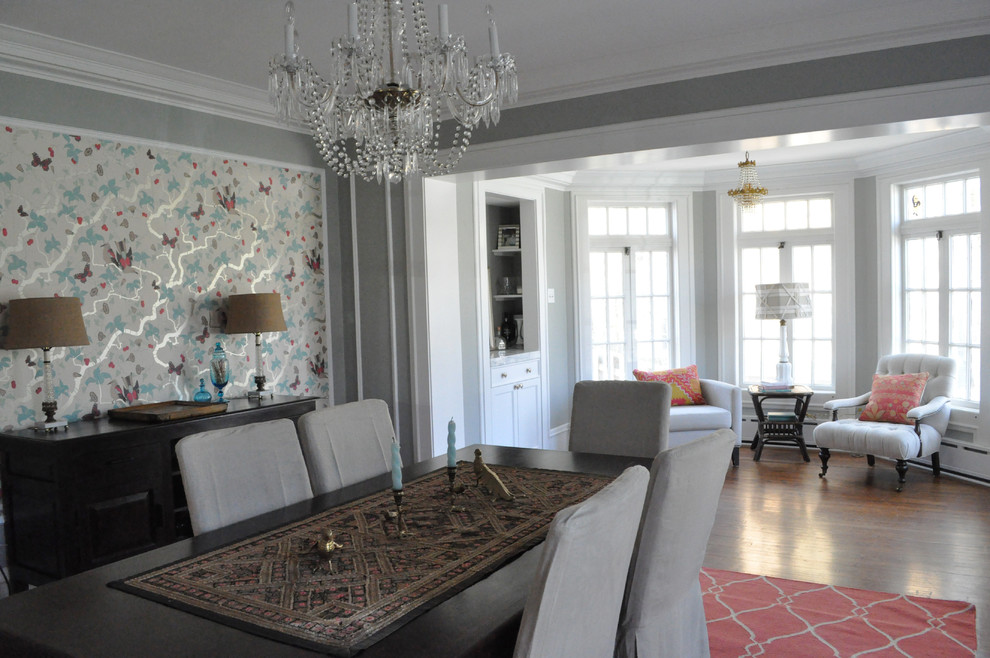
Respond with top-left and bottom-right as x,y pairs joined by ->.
814,354 -> 955,491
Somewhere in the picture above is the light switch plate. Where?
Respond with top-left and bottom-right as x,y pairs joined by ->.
547,288 -> 556,303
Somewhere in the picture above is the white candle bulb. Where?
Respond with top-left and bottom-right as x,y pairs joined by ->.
348,3 -> 359,40
284,1 -> 296,58
438,4 -> 449,38
487,5 -> 500,56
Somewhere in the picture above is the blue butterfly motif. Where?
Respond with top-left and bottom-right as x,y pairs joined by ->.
99,179 -> 121,197
0,172 -> 14,188
120,145 -> 136,157
27,211 -> 48,232
168,178 -> 181,193
138,191 -> 155,208
63,185 -> 84,202
155,155 -> 171,174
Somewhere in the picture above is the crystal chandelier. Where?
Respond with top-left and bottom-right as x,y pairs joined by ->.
727,152 -> 769,208
269,0 -> 518,183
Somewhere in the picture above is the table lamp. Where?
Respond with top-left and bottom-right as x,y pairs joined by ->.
224,292 -> 287,398
3,296 -> 89,431
755,282 -> 812,386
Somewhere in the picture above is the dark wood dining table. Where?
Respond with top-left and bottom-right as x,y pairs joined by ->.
0,444 -> 650,657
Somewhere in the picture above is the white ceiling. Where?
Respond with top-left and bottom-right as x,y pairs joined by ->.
1,0 -> 989,172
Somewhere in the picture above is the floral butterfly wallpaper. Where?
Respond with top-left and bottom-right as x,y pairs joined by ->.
0,121 -> 329,431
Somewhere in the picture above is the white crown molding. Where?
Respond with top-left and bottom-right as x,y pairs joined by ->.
3,11 -> 989,125
517,13 -> 990,107
0,25 -> 304,132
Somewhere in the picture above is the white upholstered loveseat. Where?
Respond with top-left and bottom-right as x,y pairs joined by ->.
668,379 -> 743,466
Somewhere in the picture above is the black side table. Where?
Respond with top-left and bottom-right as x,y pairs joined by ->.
748,384 -> 814,462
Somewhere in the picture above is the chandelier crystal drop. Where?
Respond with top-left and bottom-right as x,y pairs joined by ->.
727,152 -> 769,208
269,0 -> 518,183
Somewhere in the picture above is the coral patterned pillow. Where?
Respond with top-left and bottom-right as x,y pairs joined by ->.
858,372 -> 930,425
633,365 -> 706,406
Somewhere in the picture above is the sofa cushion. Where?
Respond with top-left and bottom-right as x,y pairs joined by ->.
633,365 -> 705,406
669,404 -> 731,433
859,372 -> 929,425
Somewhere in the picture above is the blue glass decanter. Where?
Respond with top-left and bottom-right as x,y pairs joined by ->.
209,342 -> 230,401
193,378 -> 212,403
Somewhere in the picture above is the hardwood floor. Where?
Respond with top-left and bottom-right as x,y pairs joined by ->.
705,446 -> 990,652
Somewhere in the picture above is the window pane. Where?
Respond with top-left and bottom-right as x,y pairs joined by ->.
763,202 -> 785,231
792,245 -> 811,286
739,205 -> 762,232
949,235 -> 970,288
813,245 -> 832,291
606,252 -> 623,297
808,198 -> 832,228
590,299 -> 607,343
647,207 -> 668,235
634,251 -> 651,295
608,207 -> 627,235
949,291 -> 970,344
945,180 -> 965,215
785,199 -> 808,230
905,186 -> 924,219
589,252 -> 606,298
588,207 -> 607,235
592,345 -> 608,380
608,298 -> 624,343
966,177 -> 981,212
812,341 -> 833,388
628,207 -> 647,235
653,297 -> 670,340
652,251 -> 669,295
635,297 -> 652,342
925,183 -> 944,218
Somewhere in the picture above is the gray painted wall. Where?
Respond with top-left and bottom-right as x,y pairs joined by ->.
543,188 -> 574,428
854,176 -> 881,392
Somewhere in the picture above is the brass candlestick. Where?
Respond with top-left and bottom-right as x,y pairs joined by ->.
392,489 -> 409,537
447,465 -> 466,512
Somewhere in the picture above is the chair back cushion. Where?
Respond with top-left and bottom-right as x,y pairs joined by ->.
616,429 -> 736,657
876,354 -> 955,403
859,372 -> 929,425
514,465 -> 650,658
569,380 -> 671,459
297,399 -> 397,496
176,418 -> 313,536
633,365 -> 705,406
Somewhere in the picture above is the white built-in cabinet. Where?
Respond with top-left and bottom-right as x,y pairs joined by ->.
475,180 -> 549,449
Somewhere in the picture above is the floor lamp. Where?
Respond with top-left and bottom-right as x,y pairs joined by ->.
3,296 -> 89,431
224,293 -> 287,398
755,283 -> 812,386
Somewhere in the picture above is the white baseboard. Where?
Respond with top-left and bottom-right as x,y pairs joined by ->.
548,424 -> 569,451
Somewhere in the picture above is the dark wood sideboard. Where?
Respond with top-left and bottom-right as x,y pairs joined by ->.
0,395 -> 318,591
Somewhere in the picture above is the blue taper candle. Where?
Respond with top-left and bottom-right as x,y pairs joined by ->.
391,439 -> 403,490
447,417 -> 457,468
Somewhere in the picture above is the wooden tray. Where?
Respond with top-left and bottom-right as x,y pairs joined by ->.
108,400 -> 229,423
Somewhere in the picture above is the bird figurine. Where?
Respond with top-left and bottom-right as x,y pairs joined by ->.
314,528 -> 344,572
472,448 -> 514,501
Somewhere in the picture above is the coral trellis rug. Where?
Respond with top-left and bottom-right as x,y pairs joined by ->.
701,568 -> 977,657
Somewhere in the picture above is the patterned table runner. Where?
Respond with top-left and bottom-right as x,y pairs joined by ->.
113,464 -> 613,655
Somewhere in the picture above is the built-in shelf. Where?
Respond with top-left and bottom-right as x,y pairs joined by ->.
492,248 -> 522,256
493,294 -> 523,301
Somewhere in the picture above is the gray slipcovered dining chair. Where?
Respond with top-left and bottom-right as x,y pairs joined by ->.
513,465 -> 650,658
568,380 -> 671,459
176,418 -> 313,536
814,353 -> 955,491
616,429 -> 736,658
297,399 -> 398,496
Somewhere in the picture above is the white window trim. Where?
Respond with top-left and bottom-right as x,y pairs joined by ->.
717,177 -> 855,401
878,159 -> 989,434
572,190 -> 695,380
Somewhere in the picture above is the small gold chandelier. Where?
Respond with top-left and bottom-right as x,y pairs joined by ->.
727,152 -> 768,208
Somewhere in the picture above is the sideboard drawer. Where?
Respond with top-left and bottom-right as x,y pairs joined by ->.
491,360 -> 540,388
